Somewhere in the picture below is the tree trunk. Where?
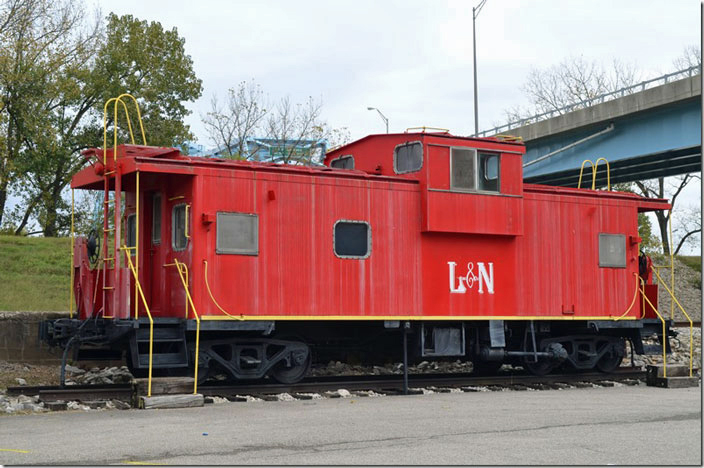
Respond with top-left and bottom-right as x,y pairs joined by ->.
654,209 -> 670,256
0,186 -> 6,228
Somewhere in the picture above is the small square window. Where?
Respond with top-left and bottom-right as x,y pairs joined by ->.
330,155 -> 354,169
172,204 -> 188,251
216,212 -> 258,255
478,153 -> 500,192
394,141 -> 423,174
599,234 -> 626,268
334,221 -> 371,259
451,148 -> 476,190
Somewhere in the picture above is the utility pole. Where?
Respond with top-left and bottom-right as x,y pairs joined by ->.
473,0 -> 487,136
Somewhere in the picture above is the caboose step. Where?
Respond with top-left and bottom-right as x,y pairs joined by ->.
641,344 -> 672,355
137,352 -> 189,367
136,327 -> 185,342
646,365 -> 700,388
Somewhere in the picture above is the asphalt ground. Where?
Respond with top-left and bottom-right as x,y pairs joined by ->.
0,384 -> 700,465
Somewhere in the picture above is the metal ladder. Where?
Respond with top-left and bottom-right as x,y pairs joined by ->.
100,94 -> 146,319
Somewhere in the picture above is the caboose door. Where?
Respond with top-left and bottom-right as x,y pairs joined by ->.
162,178 -> 193,318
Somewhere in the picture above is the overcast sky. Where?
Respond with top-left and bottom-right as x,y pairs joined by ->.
88,0 -> 701,254
92,0 -> 700,144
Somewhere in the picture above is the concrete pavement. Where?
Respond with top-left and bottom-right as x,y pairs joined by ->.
0,384 -> 700,465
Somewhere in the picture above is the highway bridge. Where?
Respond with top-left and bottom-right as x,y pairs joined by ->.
477,66 -> 701,187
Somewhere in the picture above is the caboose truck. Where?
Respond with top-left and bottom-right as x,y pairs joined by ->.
40,121 -> 676,384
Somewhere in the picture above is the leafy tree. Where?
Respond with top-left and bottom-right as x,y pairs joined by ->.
3,9 -> 203,236
0,0 -> 99,231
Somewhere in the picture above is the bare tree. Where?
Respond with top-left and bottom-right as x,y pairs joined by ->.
673,45 -> 701,70
202,80 -> 266,159
503,55 -> 639,124
265,95 -> 324,164
634,175 -> 701,256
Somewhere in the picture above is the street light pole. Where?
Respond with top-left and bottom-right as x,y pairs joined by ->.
367,107 -> 389,133
473,0 -> 487,136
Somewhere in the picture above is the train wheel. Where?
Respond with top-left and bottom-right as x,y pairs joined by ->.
270,341 -> 311,384
523,356 -> 554,376
596,338 -> 626,373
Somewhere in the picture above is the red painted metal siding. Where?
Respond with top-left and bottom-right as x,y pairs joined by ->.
70,135 -> 670,322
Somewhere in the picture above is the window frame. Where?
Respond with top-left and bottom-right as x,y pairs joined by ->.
172,203 -> 188,252
152,193 -> 161,245
393,141 -> 423,174
215,211 -> 259,256
330,154 -> 355,170
125,213 -> 136,250
333,219 -> 372,260
478,152 -> 501,192
598,233 -> 626,268
449,147 -> 501,194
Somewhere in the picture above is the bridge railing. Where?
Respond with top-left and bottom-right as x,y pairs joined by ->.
474,65 -> 701,137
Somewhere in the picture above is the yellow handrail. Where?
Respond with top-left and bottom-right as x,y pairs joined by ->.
69,189 -> 75,319
102,93 -> 147,165
594,157 -> 611,191
577,159 -> 595,189
167,260 -> 201,395
651,267 -> 694,377
638,277 -> 668,378
614,273 -> 641,320
203,260 -> 245,320
135,170 -> 140,320
578,158 -> 611,190
122,247 -> 154,397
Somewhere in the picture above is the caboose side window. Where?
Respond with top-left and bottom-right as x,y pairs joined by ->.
450,148 -> 501,193
450,148 -> 476,190
330,155 -> 354,169
152,193 -> 161,245
598,233 -> 626,268
126,214 -> 136,250
394,141 -> 423,174
216,212 -> 259,255
478,153 -> 500,192
172,204 -> 188,251
334,220 -> 371,259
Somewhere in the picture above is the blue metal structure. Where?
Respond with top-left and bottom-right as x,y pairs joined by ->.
186,137 -> 327,164
478,67 -> 702,187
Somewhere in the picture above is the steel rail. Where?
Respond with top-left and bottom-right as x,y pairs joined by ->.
5,369 -> 648,403
197,368 -> 647,397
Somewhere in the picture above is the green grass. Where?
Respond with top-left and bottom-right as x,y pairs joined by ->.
0,235 -> 71,311
678,255 -> 701,274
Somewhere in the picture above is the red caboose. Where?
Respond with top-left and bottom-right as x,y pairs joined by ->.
41,130 -> 672,383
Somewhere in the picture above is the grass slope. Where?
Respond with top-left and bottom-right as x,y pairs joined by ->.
0,235 -> 70,311
0,235 -> 700,312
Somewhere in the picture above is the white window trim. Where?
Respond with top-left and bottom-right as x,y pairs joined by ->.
172,203 -> 188,252
333,219 -> 372,259
393,141 -> 423,174
215,212 -> 259,256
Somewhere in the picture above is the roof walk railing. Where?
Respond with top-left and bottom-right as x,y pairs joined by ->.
474,65 -> 701,138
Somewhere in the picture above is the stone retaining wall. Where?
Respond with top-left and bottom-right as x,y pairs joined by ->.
0,311 -> 68,364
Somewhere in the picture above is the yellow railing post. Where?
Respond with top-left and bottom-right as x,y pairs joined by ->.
639,278 -> 668,378
578,160 -> 595,189
668,210 -> 674,320
122,248 -> 153,396
135,170 -> 140,320
651,267 -> 694,377
69,189 -> 75,319
169,259 -> 201,395
593,157 -> 611,191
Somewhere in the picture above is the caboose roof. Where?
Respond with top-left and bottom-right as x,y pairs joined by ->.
72,144 -> 418,190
